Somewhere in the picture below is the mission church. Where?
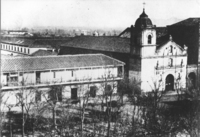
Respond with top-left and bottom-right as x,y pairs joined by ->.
60,7 -> 200,93
128,8 -> 188,92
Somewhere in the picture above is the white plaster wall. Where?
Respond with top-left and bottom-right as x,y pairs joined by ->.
29,48 -> 49,54
41,72 -> 54,83
23,72 -> 36,84
1,89 -> 35,112
1,74 -> 7,85
90,69 -> 100,79
157,41 -> 186,56
1,91 -> 17,106
1,81 -> 119,112
1,66 -> 120,87
62,81 -> 118,99
141,58 -> 157,92
55,70 -> 72,82
141,46 -> 156,57
1,50 -> 26,56
141,55 -> 187,92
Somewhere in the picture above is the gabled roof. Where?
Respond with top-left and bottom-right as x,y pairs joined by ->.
1,54 -> 125,72
30,50 -> 58,56
170,18 -> 200,26
60,36 -> 130,53
156,34 -> 170,46
119,27 -> 168,38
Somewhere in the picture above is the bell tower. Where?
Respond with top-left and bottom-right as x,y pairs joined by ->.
130,5 -> 157,56
129,5 -> 157,91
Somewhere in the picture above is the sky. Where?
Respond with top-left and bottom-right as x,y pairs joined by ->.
1,0 -> 200,30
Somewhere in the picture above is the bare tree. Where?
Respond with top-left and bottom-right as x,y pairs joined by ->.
0,89 -> 11,136
41,84 -> 63,135
15,85 -> 35,137
178,82 -> 200,137
118,77 -> 143,137
78,84 -> 91,137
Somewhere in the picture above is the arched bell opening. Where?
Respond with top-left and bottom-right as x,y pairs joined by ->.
148,35 -> 152,44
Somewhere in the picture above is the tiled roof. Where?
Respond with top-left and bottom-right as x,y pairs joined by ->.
1,37 -> 34,47
32,38 -> 72,48
119,27 -> 168,39
156,34 -> 170,46
60,36 -> 130,53
30,50 -> 58,56
156,27 -> 168,38
170,18 -> 200,26
118,27 -> 131,38
1,54 -> 125,72
1,37 -> 72,48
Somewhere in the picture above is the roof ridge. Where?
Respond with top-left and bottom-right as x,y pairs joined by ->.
2,53 -> 105,60
102,54 -> 125,65
170,18 -> 200,26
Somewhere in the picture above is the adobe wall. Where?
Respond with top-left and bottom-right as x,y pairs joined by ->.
187,64 -> 200,87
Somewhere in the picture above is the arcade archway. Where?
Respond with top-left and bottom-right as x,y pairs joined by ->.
188,72 -> 196,88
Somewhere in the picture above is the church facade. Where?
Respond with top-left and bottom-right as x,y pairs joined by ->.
129,9 -> 188,92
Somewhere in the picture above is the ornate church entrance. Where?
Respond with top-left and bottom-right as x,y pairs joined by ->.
165,74 -> 174,91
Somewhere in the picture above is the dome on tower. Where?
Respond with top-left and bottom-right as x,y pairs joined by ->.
135,9 -> 153,29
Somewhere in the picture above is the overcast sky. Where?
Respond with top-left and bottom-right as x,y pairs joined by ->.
2,0 -> 200,30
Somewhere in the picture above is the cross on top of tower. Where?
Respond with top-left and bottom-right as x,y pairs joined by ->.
143,2 -> 146,11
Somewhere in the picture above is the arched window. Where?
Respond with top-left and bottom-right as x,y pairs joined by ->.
165,74 -> 174,91
148,35 -> 152,44
188,72 -> 196,88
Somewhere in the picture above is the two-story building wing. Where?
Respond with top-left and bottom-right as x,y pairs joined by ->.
0,40 -> 53,56
1,54 -> 125,111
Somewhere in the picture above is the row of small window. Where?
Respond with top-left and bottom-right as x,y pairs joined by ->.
35,85 -> 112,102
0,43 -> 30,54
